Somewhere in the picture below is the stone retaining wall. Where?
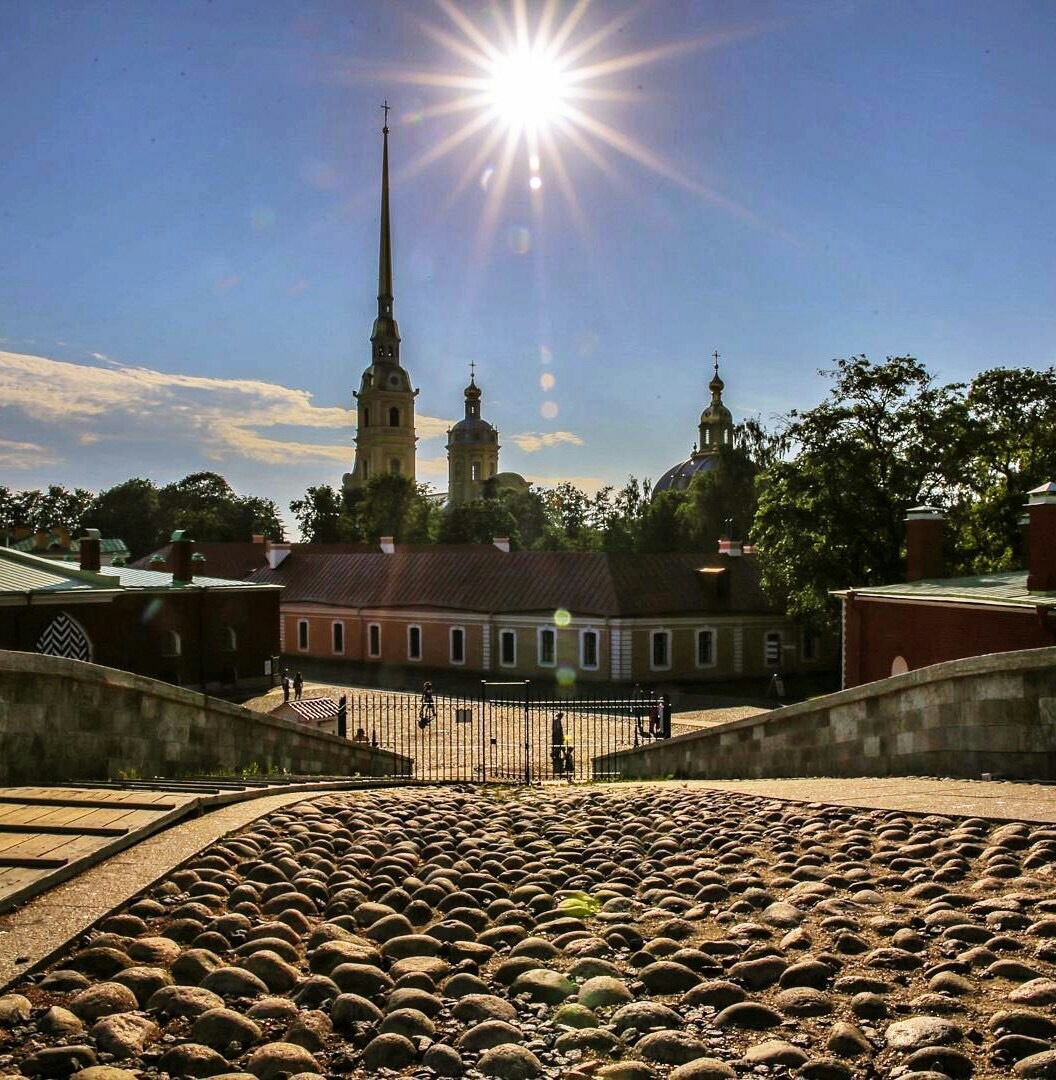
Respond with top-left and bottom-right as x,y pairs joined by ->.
0,650 -> 411,785
596,646 -> 1056,782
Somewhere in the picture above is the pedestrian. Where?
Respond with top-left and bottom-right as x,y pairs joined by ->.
562,741 -> 575,780
648,701 -> 661,738
281,670 -> 290,703
769,672 -> 785,701
293,671 -> 303,700
418,680 -> 436,728
551,711 -> 565,776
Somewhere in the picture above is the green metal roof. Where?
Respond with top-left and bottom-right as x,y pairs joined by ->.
839,570 -> 1056,608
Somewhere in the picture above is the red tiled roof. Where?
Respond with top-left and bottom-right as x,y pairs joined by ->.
249,549 -> 775,617
131,542 -> 270,581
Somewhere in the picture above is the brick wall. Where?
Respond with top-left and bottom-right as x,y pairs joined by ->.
0,650 -> 411,786
597,646 -> 1056,782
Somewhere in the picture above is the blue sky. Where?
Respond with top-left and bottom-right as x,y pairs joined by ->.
2,1 -> 1054,532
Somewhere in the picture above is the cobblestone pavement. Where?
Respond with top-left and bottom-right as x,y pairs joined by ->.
3,784 -> 1056,1079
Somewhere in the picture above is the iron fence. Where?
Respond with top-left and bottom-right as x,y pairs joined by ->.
338,682 -> 670,783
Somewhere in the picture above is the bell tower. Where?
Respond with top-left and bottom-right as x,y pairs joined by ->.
697,350 -> 734,455
446,363 -> 500,506
344,103 -> 418,491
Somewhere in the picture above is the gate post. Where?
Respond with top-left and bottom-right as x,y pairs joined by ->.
661,693 -> 672,740
523,680 -> 532,785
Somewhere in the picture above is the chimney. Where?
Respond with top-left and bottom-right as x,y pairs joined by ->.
170,529 -> 194,584
252,533 -> 265,544
79,529 -> 101,573
1027,482 -> 1056,592
34,529 -> 47,551
905,506 -> 944,581
265,541 -> 291,570
493,536 -> 510,553
380,536 -> 395,555
718,538 -> 743,557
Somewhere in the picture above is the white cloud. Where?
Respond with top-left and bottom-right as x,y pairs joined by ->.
510,431 -> 584,453
0,350 -> 452,470
0,437 -> 61,470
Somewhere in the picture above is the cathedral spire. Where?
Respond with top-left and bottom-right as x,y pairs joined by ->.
378,101 -> 394,319
370,102 -> 401,363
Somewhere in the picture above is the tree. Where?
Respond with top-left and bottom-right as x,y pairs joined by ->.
676,445 -> 760,552
946,366 -> 1056,573
157,472 -> 285,545
291,484 -> 354,542
356,475 -> 438,543
436,500 -> 519,546
753,356 -> 964,627
87,479 -> 160,559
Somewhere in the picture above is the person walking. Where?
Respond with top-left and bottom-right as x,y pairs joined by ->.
551,711 -> 565,777
281,670 -> 290,703
293,671 -> 304,700
418,680 -> 437,729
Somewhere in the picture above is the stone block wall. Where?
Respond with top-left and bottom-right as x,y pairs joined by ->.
596,646 -> 1056,782
0,650 -> 411,785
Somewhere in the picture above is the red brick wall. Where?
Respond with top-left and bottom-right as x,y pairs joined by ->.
844,597 -> 1056,687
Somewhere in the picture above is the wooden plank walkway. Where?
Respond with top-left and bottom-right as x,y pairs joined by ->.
0,777 -> 420,917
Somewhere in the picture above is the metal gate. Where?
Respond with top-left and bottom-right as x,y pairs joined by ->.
341,681 -> 670,783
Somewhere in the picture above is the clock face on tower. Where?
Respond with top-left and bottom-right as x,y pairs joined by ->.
389,374 -> 400,387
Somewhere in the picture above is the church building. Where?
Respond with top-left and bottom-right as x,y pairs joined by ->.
343,106 -> 418,491
654,351 -> 737,495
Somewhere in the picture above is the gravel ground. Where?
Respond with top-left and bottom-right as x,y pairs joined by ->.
3,785 -> 1056,1079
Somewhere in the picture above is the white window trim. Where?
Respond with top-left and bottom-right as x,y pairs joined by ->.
764,630 -> 783,668
499,628 -> 517,668
695,626 -> 717,669
650,629 -> 672,672
222,626 -> 237,652
163,630 -> 182,658
579,628 -> 600,671
331,620 -> 345,656
537,626 -> 557,668
367,622 -> 382,659
407,623 -> 423,662
296,619 -> 309,652
449,625 -> 466,666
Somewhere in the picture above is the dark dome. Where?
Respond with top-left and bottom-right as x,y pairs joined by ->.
653,453 -> 721,494
449,416 -> 497,444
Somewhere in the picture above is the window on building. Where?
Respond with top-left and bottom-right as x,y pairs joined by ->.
408,625 -> 422,661
765,631 -> 782,667
362,460 -> 370,481
471,461 -> 481,481
450,626 -> 465,664
389,406 -> 400,427
538,627 -> 556,666
802,630 -> 818,662
500,629 -> 516,666
368,623 -> 381,658
389,458 -> 401,475
221,626 -> 236,652
362,407 -> 370,427
696,628 -> 715,667
581,629 -> 599,670
296,620 -> 308,651
332,622 -> 344,655
651,630 -> 670,670
163,630 -> 182,657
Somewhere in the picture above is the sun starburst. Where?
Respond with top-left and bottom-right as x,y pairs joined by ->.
364,0 -> 769,254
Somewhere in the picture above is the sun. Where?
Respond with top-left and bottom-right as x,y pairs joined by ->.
485,46 -> 569,135
365,0 -> 767,252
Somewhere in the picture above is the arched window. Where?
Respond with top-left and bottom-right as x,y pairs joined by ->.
471,462 -> 482,481
362,407 -> 370,427
163,630 -> 182,657
221,626 -> 236,652
891,655 -> 909,676
389,406 -> 400,427
704,429 -> 711,445
36,612 -> 93,662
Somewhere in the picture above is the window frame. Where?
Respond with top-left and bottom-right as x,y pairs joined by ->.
450,626 -> 466,665
296,619 -> 308,652
331,620 -> 344,656
407,623 -> 423,662
764,630 -> 783,668
537,626 -> 557,668
695,627 -> 717,669
221,625 -> 236,653
580,628 -> 599,671
389,406 -> 400,427
163,629 -> 182,658
368,622 -> 382,659
499,628 -> 517,668
650,629 -> 671,671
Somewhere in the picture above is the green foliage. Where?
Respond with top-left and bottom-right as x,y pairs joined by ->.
290,484 -> 360,543
557,890 -> 602,918
87,478 -> 160,559
156,471 -> 284,547
436,499 -> 519,546
356,475 -> 439,543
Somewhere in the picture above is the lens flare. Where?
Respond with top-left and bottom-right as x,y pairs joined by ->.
556,666 -> 576,688
554,608 -> 571,627
541,400 -> 559,420
486,47 -> 568,134
540,372 -> 555,391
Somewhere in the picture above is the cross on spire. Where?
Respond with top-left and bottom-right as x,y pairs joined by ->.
469,359 -> 476,382
381,99 -> 390,133
713,349 -> 720,376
